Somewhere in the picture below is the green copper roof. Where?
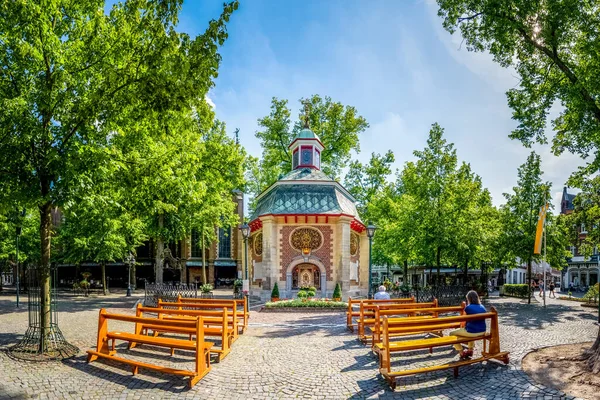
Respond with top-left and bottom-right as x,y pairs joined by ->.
296,128 -> 321,141
251,168 -> 361,221
279,167 -> 331,182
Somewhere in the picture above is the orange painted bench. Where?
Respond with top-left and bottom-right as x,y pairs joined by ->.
175,295 -> 249,334
86,309 -> 212,388
158,299 -> 240,341
135,304 -> 235,362
346,297 -> 415,332
377,306 -> 509,389
368,303 -> 466,345
356,299 -> 439,341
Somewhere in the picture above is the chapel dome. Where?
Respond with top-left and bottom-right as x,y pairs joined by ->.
296,128 -> 321,141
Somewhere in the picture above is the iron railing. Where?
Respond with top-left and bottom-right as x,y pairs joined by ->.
144,282 -> 198,307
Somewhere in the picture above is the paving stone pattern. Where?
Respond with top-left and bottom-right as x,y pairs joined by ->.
0,293 -> 597,400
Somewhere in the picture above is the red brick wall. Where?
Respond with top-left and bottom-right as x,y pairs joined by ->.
279,226 -> 333,281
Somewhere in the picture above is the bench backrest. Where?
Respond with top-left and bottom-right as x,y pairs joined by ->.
381,306 -> 501,355
177,295 -> 248,313
96,308 -> 205,352
137,304 -> 233,332
346,296 -> 415,327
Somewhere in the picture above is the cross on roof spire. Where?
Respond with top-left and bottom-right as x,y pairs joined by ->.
303,101 -> 310,129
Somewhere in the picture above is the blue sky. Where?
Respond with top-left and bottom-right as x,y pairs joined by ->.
178,0 -> 583,209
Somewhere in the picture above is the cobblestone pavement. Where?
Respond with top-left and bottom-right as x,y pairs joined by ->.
0,292 -> 597,400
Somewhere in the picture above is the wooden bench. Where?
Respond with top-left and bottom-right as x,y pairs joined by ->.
135,304 -> 235,362
369,303 -> 466,346
377,306 -> 510,389
86,309 -> 213,388
158,299 -> 240,341
346,297 -> 415,332
356,299 -> 439,341
176,295 -> 249,334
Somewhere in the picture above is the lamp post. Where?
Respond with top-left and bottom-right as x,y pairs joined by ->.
126,252 -> 135,297
15,208 -> 25,308
15,226 -> 21,308
239,223 -> 250,281
366,223 -> 377,299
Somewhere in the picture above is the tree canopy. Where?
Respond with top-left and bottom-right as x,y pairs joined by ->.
250,95 -> 368,200
436,0 -> 600,180
0,0 -> 239,351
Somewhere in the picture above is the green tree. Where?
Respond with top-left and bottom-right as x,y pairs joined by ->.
0,0 -> 238,352
499,152 -> 549,304
436,0 -> 600,369
0,209 -> 39,292
436,0 -> 600,180
344,151 -> 395,219
402,123 -> 457,283
251,95 -> 369,197
369,183 -> 419,284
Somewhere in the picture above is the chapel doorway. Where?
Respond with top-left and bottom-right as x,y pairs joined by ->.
292,263 -> 321,289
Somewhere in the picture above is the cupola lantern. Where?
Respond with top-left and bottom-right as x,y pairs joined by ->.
289,102 -> 324,170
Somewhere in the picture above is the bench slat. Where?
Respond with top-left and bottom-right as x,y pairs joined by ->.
108,331 -> 201,351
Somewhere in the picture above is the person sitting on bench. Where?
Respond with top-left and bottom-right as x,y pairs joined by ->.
374,285 -> 391,300
449,290 -> 486,360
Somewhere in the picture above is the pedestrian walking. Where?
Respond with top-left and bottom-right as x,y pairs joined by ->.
549,281 -> 556,298
539,281 -> 544,297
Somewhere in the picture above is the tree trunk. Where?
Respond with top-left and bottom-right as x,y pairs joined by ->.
583,329 -> 600,373
101,261 -> 107,295
201,230 -> 207,284
463,256 -> 469,285
39,202 -> 52,353
527,259 -> 532,304
403,260 -> 408,284
155,214 -> 164,284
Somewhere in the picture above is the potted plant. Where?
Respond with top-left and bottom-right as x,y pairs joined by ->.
271,282 -> 280,302
332,283 -> 342,301
233,279 -> 243,298
80,272 -> 92,297
200,283 -> 213,298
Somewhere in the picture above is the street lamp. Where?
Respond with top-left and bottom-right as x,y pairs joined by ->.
366,223 -> 377,299
239,223 -> 250,280
126,252 -> 135,297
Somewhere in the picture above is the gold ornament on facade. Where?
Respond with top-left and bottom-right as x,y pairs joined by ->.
290,227 -> 323,253
350,233 -> 359,256
253,232 -> 263,256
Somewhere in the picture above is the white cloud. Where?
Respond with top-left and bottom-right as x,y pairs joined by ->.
205,95 -> 216,109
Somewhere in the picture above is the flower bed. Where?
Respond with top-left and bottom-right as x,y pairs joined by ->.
264,299 -> 347,310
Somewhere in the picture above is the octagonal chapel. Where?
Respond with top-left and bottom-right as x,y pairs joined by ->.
248,122 -> 369,301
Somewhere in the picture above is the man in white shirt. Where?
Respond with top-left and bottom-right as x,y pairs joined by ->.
373,285 -> 391,300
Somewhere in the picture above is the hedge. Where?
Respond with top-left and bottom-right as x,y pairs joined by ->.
265,299 -> 347,308
501,284 -> 531,298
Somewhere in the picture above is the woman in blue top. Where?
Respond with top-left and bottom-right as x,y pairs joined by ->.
450,290 -> 487,360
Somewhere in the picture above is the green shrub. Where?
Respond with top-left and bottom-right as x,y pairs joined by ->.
265,299 -> 347,308
297,291 -> 308,299
306,290 -> 316,298
309,286 -> 317,293
200,283 -> 213,293
333,283 -> 342,299
502,284 -> 530,298
271,282 -> 280,298
583,283 -> 599,303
